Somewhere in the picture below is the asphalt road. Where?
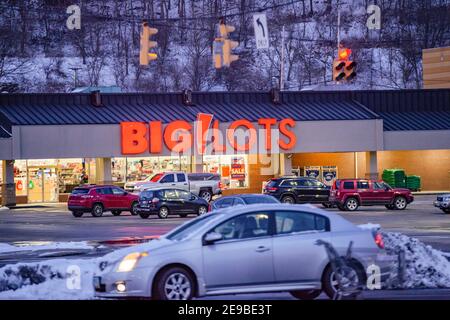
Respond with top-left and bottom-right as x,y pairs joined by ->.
0,194 -> 448,249
1,194 -> 450,300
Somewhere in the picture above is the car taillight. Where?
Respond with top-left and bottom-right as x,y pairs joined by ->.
218,181 -> 223,190
151,197 -> 160,203
81,195 -> 93,199
374,232 -> 384,249
208,204 -> 211,212
266,187 -> 278,192
336,191 -> 340,197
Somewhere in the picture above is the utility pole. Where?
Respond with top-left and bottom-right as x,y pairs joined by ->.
279,25 -> 286,91
337,0 -> 341,50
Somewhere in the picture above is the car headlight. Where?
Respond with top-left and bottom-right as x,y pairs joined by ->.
444,197 -> 450,202
116,252 -> 148,273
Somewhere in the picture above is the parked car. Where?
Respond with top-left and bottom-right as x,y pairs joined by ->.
125,172 -> 222,202
329,179 -> 414,212
93,204 -> 393,300
68,185 -> 139,218
263,177 -> 330,205
137,188 -> 209,219
434,194 -> 450,214
211,194 -> 280,210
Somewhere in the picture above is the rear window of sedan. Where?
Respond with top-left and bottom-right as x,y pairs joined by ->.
243,196 -> 279,205
71,188 -> 89,194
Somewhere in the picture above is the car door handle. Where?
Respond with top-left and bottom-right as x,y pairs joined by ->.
171,183 -> 176,186
255,246 -> 270,253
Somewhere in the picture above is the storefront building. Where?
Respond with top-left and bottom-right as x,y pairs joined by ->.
1,89 -> 449,206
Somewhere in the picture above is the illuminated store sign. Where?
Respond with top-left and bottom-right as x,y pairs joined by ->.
120,113 -> 296,155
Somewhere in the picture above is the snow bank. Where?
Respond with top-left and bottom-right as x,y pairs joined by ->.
0,257 -> 99,300
358,223 -> 450,288
382,232 -> 450,289
0,241 -> 97,254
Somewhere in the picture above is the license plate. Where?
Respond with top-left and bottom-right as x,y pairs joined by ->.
93,276 -> 101,289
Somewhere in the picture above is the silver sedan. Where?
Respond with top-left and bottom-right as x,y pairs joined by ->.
93,204 -> 393,300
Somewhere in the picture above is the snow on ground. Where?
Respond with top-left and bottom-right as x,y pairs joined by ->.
382,232 -> 450,289
358,223 -> 450,289
0,241 -> 97,254
0,257 -> 99,300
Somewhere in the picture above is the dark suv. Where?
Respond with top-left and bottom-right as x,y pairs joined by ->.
329,179 -> 414,211
137,188 -> 209,219
263,177 -> 330,205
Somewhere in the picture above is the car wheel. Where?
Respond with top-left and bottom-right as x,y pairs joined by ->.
281,195 -> 295,204
199,190 -> 212,202
393,196 -> 407,210
290,290 -> 322,300
198,205 -> 208,216
153,267 -> 194,300
139,212 -> 150,219
385,204 -> 395,210
91,204 -> 104,217
111,210 -> 121,216
179,213 -> 188,218
158,206 -> 169,219
443,209 -> 450,214
130,202 -> 139,215
344,198 -> 359,211
322,264 -> 362,300
71,211 -> 83,218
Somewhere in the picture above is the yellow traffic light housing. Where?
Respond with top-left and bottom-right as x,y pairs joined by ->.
140,22 -> 158,65
213,21 -> 239,69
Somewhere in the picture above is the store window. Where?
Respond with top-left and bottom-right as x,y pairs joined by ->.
125,156 -> 189,182
203,155 -> 249,189
13,160 -> 27,197
111,158 -> 126,182
57,158 -> 84,193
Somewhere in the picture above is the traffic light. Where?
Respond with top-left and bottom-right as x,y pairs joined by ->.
140,22 -> 158,65
213,21 -> 239,68
333,47 -> 356,82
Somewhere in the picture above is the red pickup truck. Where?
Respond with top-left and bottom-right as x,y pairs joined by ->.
329,179 -> 414,212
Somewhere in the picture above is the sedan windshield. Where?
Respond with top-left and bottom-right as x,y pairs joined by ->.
166,214 -> 218,241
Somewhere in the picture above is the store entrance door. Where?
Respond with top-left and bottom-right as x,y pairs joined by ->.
28,167 -> 59,203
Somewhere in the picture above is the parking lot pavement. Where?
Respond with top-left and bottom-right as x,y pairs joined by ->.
0,194 -> 449,250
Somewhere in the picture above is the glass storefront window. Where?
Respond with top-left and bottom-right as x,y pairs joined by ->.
14,160 -> 27,196
57,158 -> 83,193
125,156 -> 189,182
111,158 -> 126,182
203,155 -> 249,189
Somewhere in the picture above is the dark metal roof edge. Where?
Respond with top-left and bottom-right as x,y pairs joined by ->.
351,100 -> 381,119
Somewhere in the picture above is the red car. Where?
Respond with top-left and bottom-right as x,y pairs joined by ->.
68,185 -> 139,218
329,179 -> 414,212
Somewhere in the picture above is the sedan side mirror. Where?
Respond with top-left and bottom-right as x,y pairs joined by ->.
204,232 -> 223,245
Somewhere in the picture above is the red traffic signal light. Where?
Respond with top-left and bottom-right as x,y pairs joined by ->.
338,48 -> 351,61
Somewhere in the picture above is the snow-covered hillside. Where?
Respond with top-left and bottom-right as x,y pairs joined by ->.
0,0 -> 449,93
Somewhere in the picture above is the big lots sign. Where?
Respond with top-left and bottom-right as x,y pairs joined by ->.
121,113 -> 296,155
